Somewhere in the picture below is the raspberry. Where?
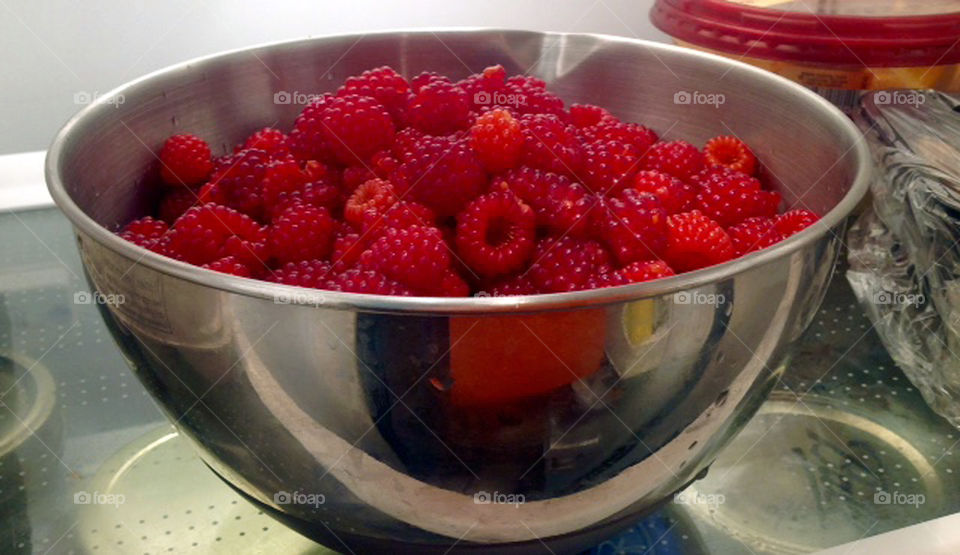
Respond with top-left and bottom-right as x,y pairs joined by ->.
338,66 -> 410,124
629,170 -> 696,214
159,134 -> 213,186
288,94 -> 335,162
357,225 -> 451,292
459,65 -> 508,111
693,167 -> 780,227
361,201 -> 435,239
240,127 -> 290,157
406,78 -> 471,135
580,140 -> 641,194
775,209 -> 819,237
118,216 -> 169,249
410,71 -> 446,92
579,118 -> 658,153
518,114 -> 582,176
317,94 -> 396,165
157,187 -> 199,224
330,226 -> 369,270
617,259 -> 675,283
261,158 -> 308,216
432,270 -> 471,297
727,217 -> 783,255
528,237 -> 612,293
486,274 -> 538,296
704,135 -> 757,175
270,259 -> 333,288
341,151 -> 399,193
569,104 -> 610,128
593,189 -> 668,265
642,140 -> 704,180
470,109 -> 523,172
505,75 -> 566,118
493,167 -> 593,237
391,136 -> 486,219
325,268 -> 414,296
665,210 -> 735,272
455,191 -> 536,278
200,148 -> 271,221
270,181 -> 341,222
269,204 -> 336,264
202,256 -> 253,277
344,179 -> 398,226
168,205 -> 269,266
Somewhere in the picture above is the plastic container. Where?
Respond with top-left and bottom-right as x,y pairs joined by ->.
651,0 -> 960,110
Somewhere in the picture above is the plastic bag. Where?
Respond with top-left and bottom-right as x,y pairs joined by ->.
847,90 -> 960,427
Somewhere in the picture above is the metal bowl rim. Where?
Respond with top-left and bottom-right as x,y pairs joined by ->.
45,27 -> 872,315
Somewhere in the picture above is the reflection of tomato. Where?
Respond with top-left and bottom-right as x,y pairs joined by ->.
449,309 -> 608,406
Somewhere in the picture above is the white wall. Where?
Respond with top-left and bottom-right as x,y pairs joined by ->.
0,0 -> 664,154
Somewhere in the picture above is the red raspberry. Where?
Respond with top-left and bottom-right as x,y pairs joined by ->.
330,226 -> 369,270
629,170 -> 696,214
459,65 -> 508,111
288,94 -> 335,162
406,78 -> 471,135
410,71 -> 446,92
344,179 -> 398,226
617,259 -> 675,283
159,134 -> 213,186
493,167 -> 594,237
202,256 -> 253,278
455,191 -> 536,278
569,104 -> 610,128
168,204 -> 269,266
270,259 -> 333,288
693,167 -> 780,227
642,140 -> 704,180
200,148 -> 271,221
579,118 -> 658,154
593,189 -> 669,265
341,151 -> 399,193
704,135 -> 757,176
157,188 -> 199,224
528,237 -> 613,293
317,94 -> 395,165
240,127 -> 290,157
505,75 -> 566,118
361,201 -> 435,239
118,217 -> 169,249
665,210 -> 735,272
727,217 -> 783,255
270,180 -> 341,222
261,158 -> 308,216
269,204 -> 336,264
580,140 -> 641,194
518,114 -> 582,176
325,268 -> 414,296
775,209 -> 819,237
486,274 -> 538,297
338,66 -> 410,124
431,270 -> 471,297
470,109 -> 523,172
391,136 -> 486,219
357,225 -> 451,292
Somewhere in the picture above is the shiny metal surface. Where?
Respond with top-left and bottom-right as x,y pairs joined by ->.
45,29 -> 870,553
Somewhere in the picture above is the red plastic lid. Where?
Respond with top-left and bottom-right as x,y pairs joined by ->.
651,0 -> 960,68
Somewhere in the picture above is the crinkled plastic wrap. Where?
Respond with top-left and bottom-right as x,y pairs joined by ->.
847,91 -> 960,427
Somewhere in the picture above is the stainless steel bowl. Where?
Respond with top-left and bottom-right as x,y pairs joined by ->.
45,29 -> 870,553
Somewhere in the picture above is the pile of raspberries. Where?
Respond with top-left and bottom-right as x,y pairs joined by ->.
117,65 -> 818,297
